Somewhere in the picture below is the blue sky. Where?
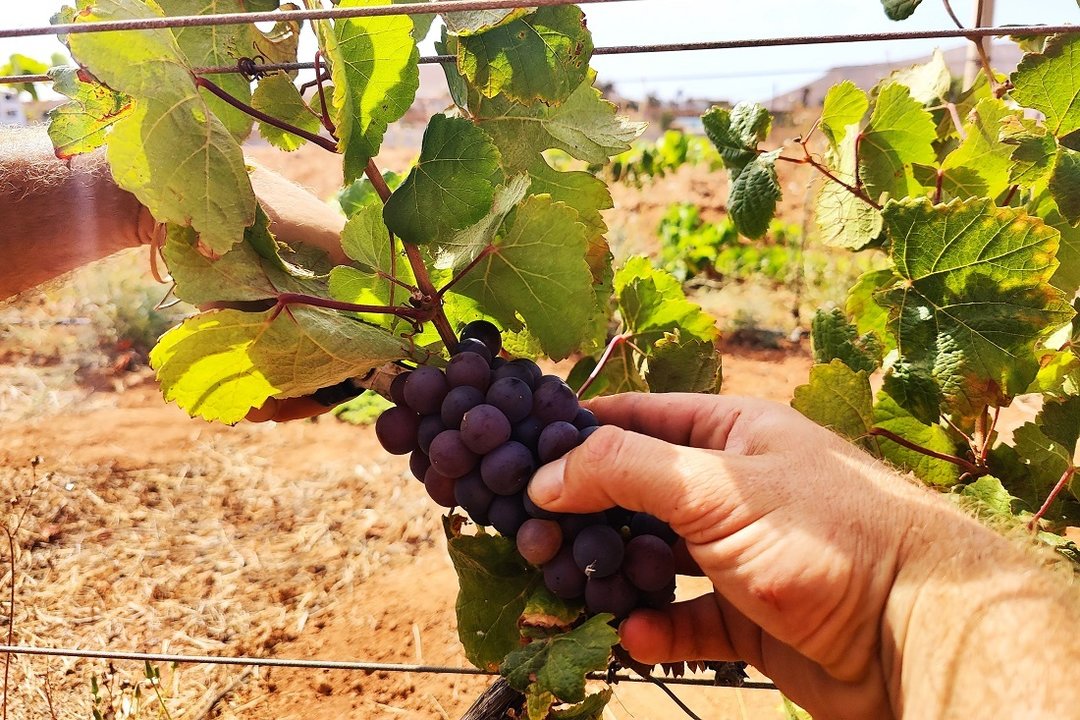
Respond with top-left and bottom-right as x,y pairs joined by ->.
3,1 -> 1078,101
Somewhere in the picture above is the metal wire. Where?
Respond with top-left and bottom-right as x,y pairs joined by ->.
0,644 -> 778,690
0,0 -> 634,40
2,24 -> 1077,87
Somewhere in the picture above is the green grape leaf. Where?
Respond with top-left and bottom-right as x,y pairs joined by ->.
1036,195 -> 1080,296
643,331 -> 723,394
442,7 -> 531,35
860,83 -> 936,200
1049,146 -> 1080,225
157,0 -> 257,142
880,0 -> 923,20
846,268 -> 896,350
882,360 -> 941,426
501,614 -> 619,704
566,349 -> 647,401
792,361 -> 875,447
702,102 -> 772,172
959,476 -> 1017,518
811,308 -> 883,373
473,76 -> 646,169
449,195 -> 597,360
457,6 -> 593,105
816,128 -> 884,250
384,114 -> 503,246
331,391 -> 392,426
393,0 -> 435,41
1013,397 -> 1080,494
549,688 -> 613,720
526,162 -> 611,242
436,27 -> 468,108
46,66 -> 133,159
67,0 -> 255,254
445,521 -> 539,671
1011,34 -> 1080,140
873,391 -> 961,486
911,163 -> 988,203
336,170 -> 405,218
820,81 -> 869,151
728,149 -> 781,239
887,49 -> 951,105
879,198 -> 1073,415
520,586 -> 582,640
250,72 -> 321,151
0,53 -> 50,100
615,255 -> 720,347
150,305 -> 414,423
325,0 -> 419,182
432,174 -> 532,270
252,3 -> 301,66
1001,115 -> 1058,190
940,97 -> 1020,200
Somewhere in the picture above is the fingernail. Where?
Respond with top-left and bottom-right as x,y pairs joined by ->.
529,458 -> 566,506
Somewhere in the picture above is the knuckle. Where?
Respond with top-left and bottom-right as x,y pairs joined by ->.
570,425 -> 627,479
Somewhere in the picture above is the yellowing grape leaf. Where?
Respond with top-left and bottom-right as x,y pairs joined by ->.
443,7 -> 530,35
325,0 -> 419,182
940,97 -> 1020,200
1012,34 -> 1080,140
150,304 -> 415,423
46,66 -> 133,159
384,114 -> 503,246
860,83 -> 936,200
250,72 -> 321,151
449,195 -> 597,360
879,198 -> 1073,416
457,6 -> 593,105
820,81 -> 868,151
68,0 -> 255,254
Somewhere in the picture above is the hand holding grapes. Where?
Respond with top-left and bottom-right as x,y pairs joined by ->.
525,393 -> 1029,720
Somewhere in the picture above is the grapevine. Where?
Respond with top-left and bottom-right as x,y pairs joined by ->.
35,0 -> 1080,716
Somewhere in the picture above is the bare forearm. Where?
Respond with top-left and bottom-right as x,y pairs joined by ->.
0,126 -> 151,300
885,500 -> 1080,718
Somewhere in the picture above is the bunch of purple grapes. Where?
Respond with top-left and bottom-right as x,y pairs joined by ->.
375,321 -> 678,619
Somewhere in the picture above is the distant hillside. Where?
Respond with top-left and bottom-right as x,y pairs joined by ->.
767,42 -> 1023,110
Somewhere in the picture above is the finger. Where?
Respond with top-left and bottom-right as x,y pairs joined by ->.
619,594 -> 745,665
245,396 -> 334,423
527,425 -> 772,540
584,393 -> 777,452
248,162 -> 349,265
672,538 -> 704,577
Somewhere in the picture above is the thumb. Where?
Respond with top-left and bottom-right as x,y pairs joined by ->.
527,426 -> 773,543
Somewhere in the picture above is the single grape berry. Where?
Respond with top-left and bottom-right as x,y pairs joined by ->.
623,534 -> 676,592
459,320 -> 502,359
453,338 -> 493,363
446,352 -> 491,392
409,451 -> 430,482
441,386 -> 485,429
522,491 -> 558,520
641,579 -> 677,609
510,416 -> 545,453
579,425 -> 600,442
543,547 -> 587,600
516,519 -> 563,565
403,366 -> 449,415
532,381 -> 579,424
375,406 -> 420,455
389,372 -> 411,405
494,359 -> 542,388
574,408 -> 598,430
428,430 -> 478,478
559,512 -> 607,540
585,573 -> 638,619
572,525 -> 625,578
424,467 -> 458,508
630,512 -> 679,544
486,377 -> 533,423
417,414 -> 446,454
481,441 -> 535,495
537,421 -> 581,463
488,494 -> 528,536
455,471 -> 495,525
460,404 -> 512,455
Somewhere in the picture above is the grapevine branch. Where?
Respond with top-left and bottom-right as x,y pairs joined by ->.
194,76 -> 338,152
313,51 -> 336,136
867,428 -> 987,478
577,333 -> 632,399
438,246 -> 495,297
1028,467 -> 1076,532
269,292 -> 428,323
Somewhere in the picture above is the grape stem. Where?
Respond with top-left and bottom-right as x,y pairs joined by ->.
867,427 -> 987,478
577,333 -> 632,399
363,159 -> 460,350
193,76 -> 339,153
269,292 -> 428,324
1028,466 -> 1076,532
775,134 -> 882,211
438,245 -> 495,297
313,51 -> 337,137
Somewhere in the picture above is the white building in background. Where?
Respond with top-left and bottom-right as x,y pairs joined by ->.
0,91 -> 27,126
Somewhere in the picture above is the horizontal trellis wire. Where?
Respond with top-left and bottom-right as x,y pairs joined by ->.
0,0 -> 636,40
0,645 -> 778,690
1,24 -> 1078,86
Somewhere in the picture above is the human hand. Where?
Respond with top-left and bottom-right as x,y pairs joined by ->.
527,393 -> 933,719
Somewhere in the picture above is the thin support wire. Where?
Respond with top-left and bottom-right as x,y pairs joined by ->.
0,0 -> 636,40
1,24 -> 1077,86
0,645 -> 778,690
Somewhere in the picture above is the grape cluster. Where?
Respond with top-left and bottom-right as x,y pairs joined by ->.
375,321 -> 677,619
